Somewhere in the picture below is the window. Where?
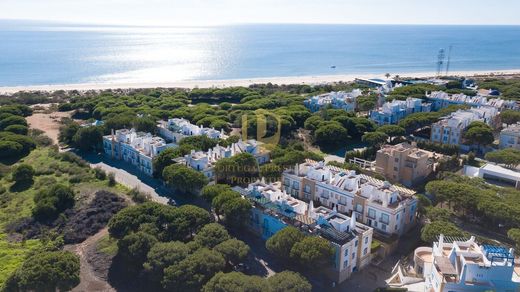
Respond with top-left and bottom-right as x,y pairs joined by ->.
363,247 -> 368,255
321,190 -> 330,199
368,208 -> 376,219
344,249 -> 349,257
393,167 -> 398,171
364,237 -> 368,244
339,196 -> 347,205
304,185 -> 311,193
352,253 -> 356,259
355,240 -> 358,247
394,158 -> 399,163
292,181 -> 299,189
380,213 -> 390,224
284,178 -> 290,186
343,259 -> 348,269
355,203 -> 363,213
381,224 -> 387,231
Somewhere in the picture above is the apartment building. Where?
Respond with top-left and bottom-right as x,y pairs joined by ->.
369,97 -> 431,125
427,91 -> 518,111
388,235 -> 520,291
375,142 -> 435,187
430,107 -> 498,146
235,181 -> 373,284
175,139 -> 270,179
103,128 -> 175,176
156,118 -> 225,143
304,89 -> 362,112
282,160 -> 417,237
499,122 -> 520,150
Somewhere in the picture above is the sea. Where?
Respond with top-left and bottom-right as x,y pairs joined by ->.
1,20 -> 520,86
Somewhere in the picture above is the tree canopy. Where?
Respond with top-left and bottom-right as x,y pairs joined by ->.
290,236 -> 334,268
162,164 -> 209,195
194,223 -> 231,248
361,131 -> 388,147
162,248 -> 226,292
485,148 -> 520,168
266,227 -> 304,259
314,121 -> 348,149
202,272 -> 267,292
5,251 -> 80,292
267,271 -> 312,292
421,220 -> 465,243
12,163 -> 34,184
214,239 -> 250,265
463,122 -> 494,147
32,184 -> 75,222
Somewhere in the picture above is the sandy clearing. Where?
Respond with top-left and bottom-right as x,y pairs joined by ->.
25,111 -> 72,144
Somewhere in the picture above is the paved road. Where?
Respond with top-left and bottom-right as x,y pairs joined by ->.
324,154 -> 345,164
83,153 -> 169,204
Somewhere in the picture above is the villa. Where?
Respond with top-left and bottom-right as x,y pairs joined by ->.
282,160 -> 418,237
369,97 -> 431,125
375,142 -> 436,187
430,107 -> 498,147
174,139 -> 270,179
234,181 -> 374,284
304,89 -> 362,112
103,128 -> 176,176
156,118 -> 225,143
499,122 -> 520,150
387,235 -> 520,291
427,91 -> 518,111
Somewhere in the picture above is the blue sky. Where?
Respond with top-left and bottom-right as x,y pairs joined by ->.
1,0 -> 519,26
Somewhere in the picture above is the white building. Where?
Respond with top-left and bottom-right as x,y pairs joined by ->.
282,160 -> 417,237
430,107 -> 498,146
238,181 -> 373,283
103,128 -> 176,176
304,89 -> 362,112
157,118 -> 225,143
370,97 -> 431,125
387,235 -> 520,291
175,139 -> 270,179
464,163 -> 520,189
500,122 -> 520,150
427,91 -> 518,111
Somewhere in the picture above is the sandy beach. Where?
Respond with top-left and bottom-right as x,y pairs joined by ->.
1,69 -> 520,94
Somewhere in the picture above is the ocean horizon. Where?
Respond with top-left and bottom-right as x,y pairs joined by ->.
1,20 -> 520,87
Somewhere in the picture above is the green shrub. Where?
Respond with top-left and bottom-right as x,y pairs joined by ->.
108,172 -> 116,186
93,167 -> 107,180
12,164 -> 35,183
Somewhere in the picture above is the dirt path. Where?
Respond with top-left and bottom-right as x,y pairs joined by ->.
64,228 -> 116,292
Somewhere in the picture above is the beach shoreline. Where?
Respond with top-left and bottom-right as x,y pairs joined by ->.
1,69 -> 520,94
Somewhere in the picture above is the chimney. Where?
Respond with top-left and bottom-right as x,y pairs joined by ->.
308,200 -> 314,218
382,194 -> 388,208
350,212 -> 356,231
294,163 -> 299,176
